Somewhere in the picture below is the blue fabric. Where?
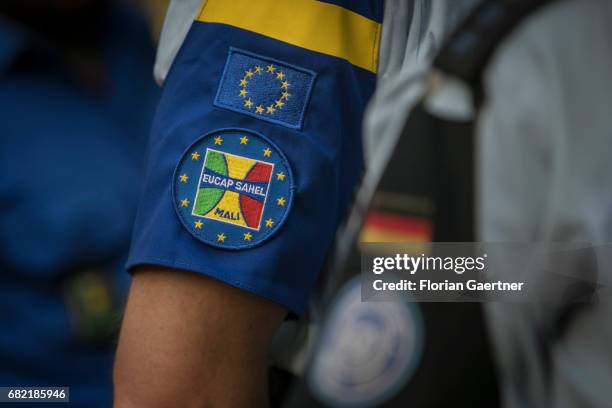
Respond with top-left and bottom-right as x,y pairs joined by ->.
214,48 -> 316,129
317,0 -> 384,23
0,8 -> 159,408
173,128 -> 295,250
0,17 -> 26,72
127,20 -> 376,314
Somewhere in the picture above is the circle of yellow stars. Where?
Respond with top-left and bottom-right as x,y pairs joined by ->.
180,135 -> 290,242
239,64 -> 291,116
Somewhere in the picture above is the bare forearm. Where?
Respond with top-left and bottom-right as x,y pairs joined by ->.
113,267 -> 286,408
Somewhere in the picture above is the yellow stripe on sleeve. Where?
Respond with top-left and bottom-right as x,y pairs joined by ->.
197,0 -> 381,73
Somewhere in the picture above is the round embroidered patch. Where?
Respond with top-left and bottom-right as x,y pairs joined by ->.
308,278 -> 424,408
173,128 -> 294,250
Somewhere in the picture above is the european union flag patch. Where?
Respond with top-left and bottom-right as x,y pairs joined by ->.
214,48 -> 316,130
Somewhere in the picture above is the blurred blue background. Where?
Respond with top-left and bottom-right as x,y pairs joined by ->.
0,1 -> 163,406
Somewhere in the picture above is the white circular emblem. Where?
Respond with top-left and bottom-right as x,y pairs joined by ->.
308,278 -> 424,407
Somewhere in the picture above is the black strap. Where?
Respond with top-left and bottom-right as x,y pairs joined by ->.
434,0 -> 554,102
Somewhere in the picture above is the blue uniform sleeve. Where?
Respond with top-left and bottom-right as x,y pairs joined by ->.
127,0 -> 381,314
